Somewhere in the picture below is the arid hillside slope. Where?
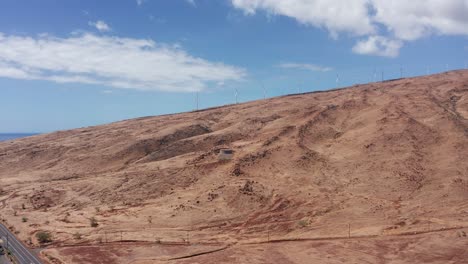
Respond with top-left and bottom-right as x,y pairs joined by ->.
0,70 -> 467,263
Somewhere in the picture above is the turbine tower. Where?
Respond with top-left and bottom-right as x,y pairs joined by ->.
261,81 -> 266,100
235,88 -> 238,104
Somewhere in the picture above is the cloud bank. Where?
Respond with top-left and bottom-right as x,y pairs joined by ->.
278,63 -> 332,72
0,33 -> 245,92
231,0 -> 468,57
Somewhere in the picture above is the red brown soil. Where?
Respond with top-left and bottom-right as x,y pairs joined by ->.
0,70 -> 467,263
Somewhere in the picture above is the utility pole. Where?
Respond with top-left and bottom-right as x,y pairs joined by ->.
348,223 -> 351,239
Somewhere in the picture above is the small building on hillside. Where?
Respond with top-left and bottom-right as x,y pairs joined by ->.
218,148 -> 234,160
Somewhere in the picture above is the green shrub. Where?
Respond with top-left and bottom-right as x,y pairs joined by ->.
36,231 -> 52,244
73,232 -> 82,240
90,217 -> 98,227
298,219 -> 309,228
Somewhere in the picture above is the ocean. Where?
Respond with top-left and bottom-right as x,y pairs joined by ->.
0,133 -> 38,142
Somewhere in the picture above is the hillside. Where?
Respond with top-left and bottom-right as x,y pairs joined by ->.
0,70 -> 467,264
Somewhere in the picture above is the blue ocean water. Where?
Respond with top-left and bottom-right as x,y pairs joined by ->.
0,133 -> 38,142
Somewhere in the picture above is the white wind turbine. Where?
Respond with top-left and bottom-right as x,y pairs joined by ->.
235,88 -> 238,104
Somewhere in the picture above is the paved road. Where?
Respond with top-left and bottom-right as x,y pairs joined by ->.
0,254 -> 13,264
0,224 -> 42,264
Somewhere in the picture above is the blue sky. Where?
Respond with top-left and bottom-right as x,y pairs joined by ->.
0,0 -> 467,133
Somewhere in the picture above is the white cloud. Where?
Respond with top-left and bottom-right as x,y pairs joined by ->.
352,36 -> 403,58
186,0 -> 197,7
231,0 -> 375,38
372,0 -> 468,41
0,33 -> 245,92
136,0 -> 146,6
148,15 -> 166,24
231,0 -> 468,57
278,63 -> 332,72
88,20 -> 111,32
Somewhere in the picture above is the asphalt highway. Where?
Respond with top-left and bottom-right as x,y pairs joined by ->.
0,224 -> 42,264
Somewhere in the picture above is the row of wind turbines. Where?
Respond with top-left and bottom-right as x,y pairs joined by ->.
194,63 -> 468,111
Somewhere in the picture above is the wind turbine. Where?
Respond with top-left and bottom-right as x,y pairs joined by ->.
261,81 -> 266,100
235,88 -> 238,104
336,73 -> 340,88
298,81 -> 303,94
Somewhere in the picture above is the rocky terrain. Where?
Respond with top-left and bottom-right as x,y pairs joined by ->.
0,70 -> 467,263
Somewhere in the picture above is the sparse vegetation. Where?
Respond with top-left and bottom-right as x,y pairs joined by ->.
62,214 -> 70,223
36,231 -> 52,244
73,232 -> 82,240
298,219 -> 309,228
0,72 -> 467,263
90,216 -> 99,227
